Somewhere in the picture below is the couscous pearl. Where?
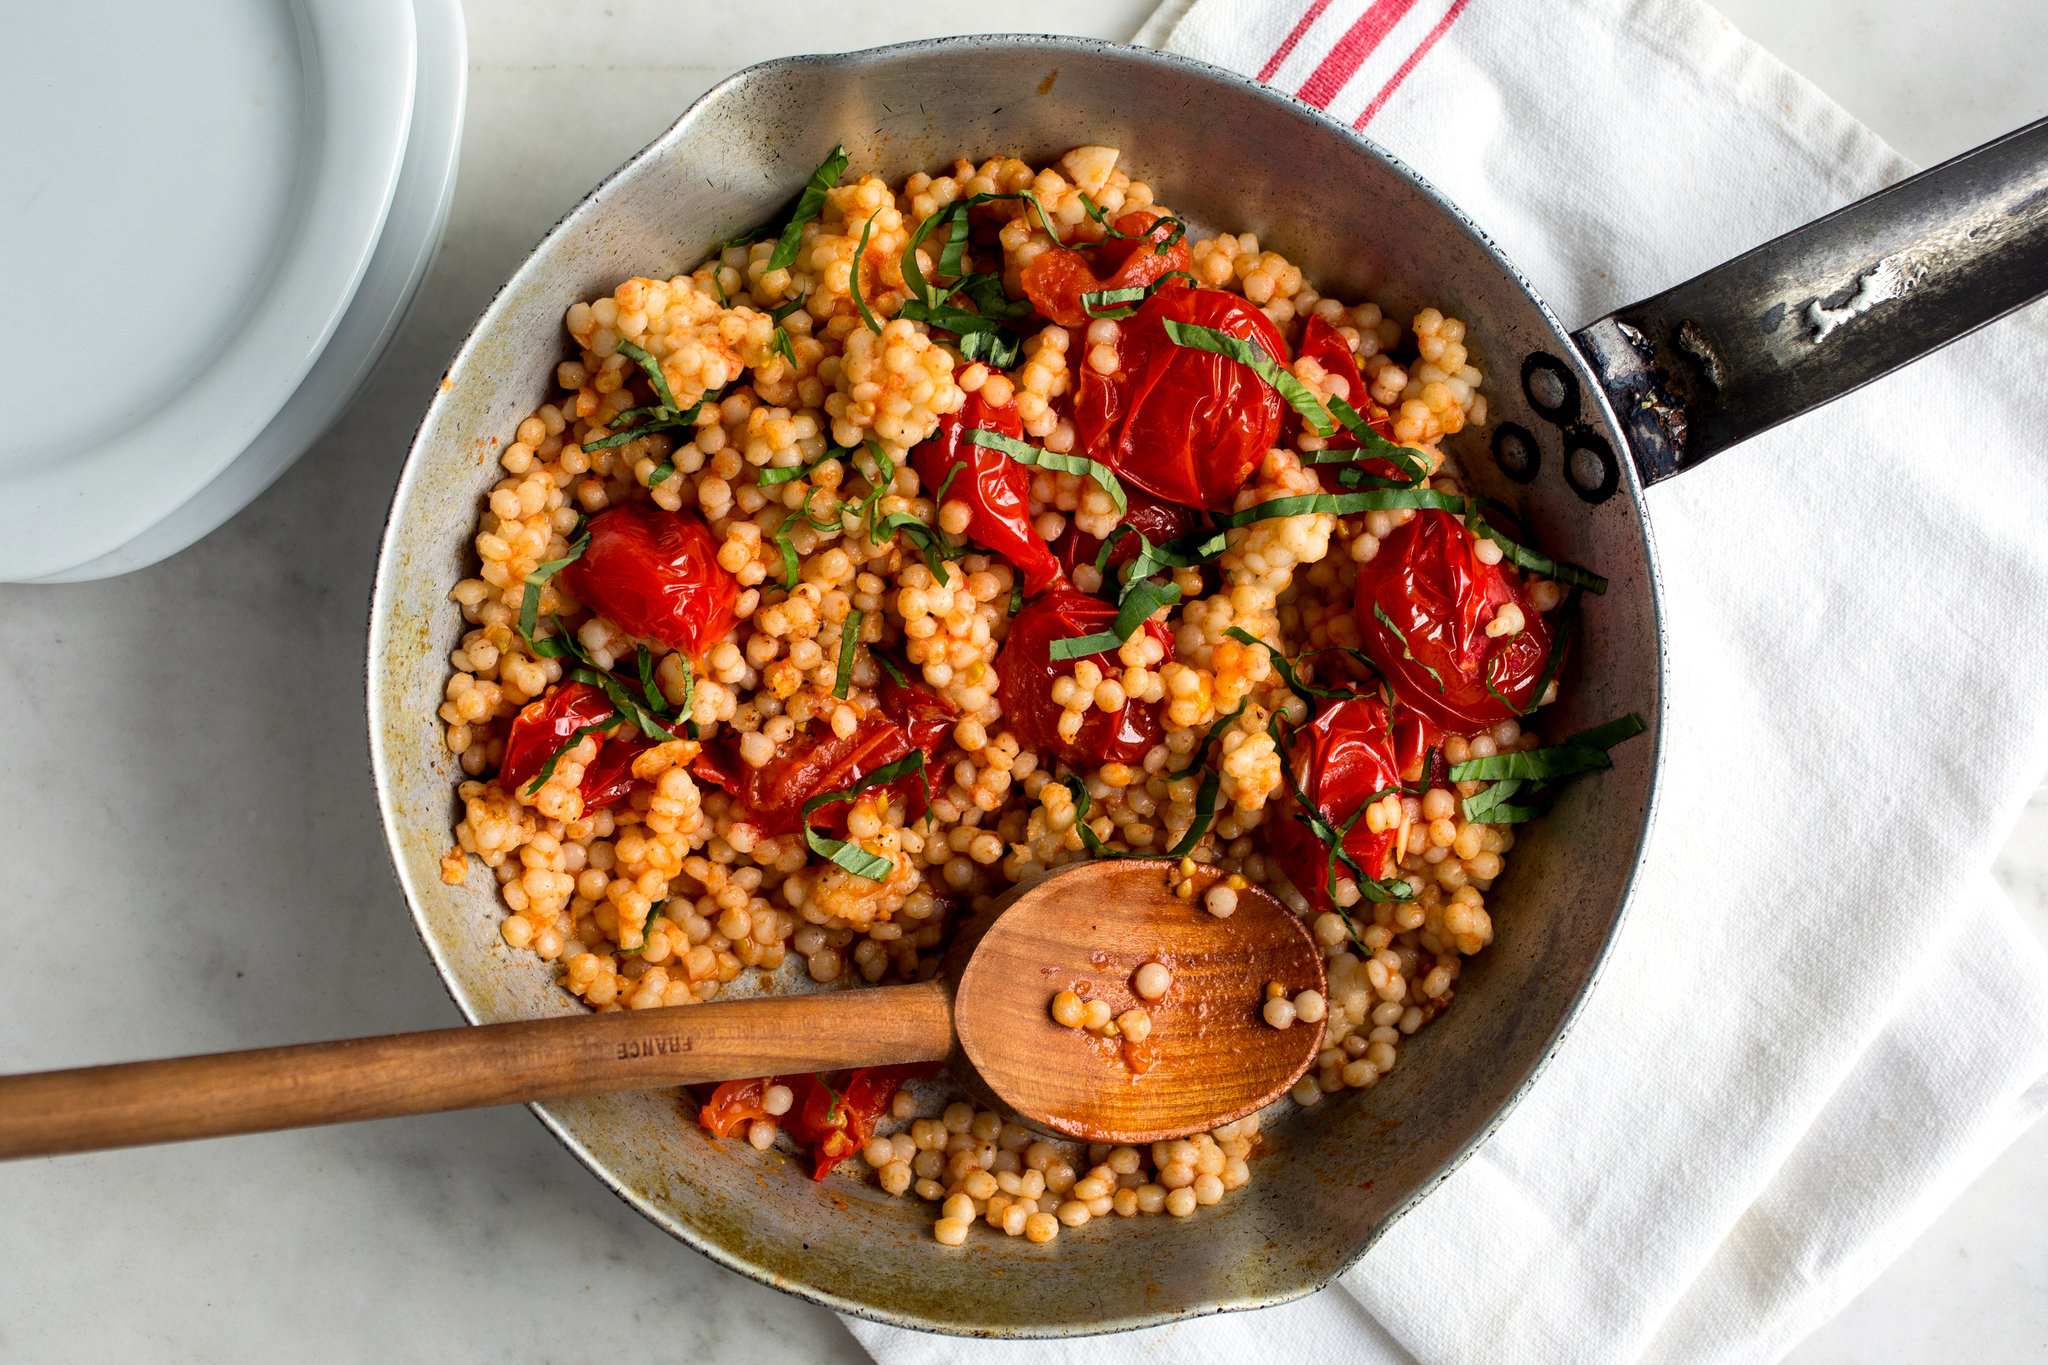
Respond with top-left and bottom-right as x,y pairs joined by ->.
1133,961 -> 1172,1000
1294,990 -> 1327,1024
1262,996 -> 1298,1029
1204,885 -> 1238,918
1050,989 -> 1086,1028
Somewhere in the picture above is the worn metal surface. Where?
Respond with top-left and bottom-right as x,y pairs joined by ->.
365,36 -> 1666,1337
1576,116 -> 2048,483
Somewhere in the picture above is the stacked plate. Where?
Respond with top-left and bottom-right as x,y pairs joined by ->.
1,0 -> 466,584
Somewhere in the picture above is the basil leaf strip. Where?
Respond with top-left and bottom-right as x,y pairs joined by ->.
869,513 -> 958,585
873,652 -> 909,688
1060,770 -> 1220,861
1487,589 -> 1577,718
674,653 -> 699,739
1465,510 -> 1610,593
1323,398 -> 1428,484
1223,627 -> 1358,703
833,608 -> 863,699
636,646 -> 668,717
801,751 -> 926,880
956,328 -> 1022,368
1171,699 -> 1248,780
569,668 -> 671,742
768,145 -> 848,272
963,427 -> 1127,515
1449,713 -> 1647,784
517,535 -> 590,652
1048,630 -> 1124,663
615,339 -> 680,413
1079,269 -> 1199,320
1077,194 -> 1186,255
1162,319 -> 1333,437
522,716 -> 623,796
849,211 -> 883,334
956,272 -> 1032,319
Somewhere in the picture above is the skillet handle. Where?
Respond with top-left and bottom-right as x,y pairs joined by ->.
1572,116 -> 2048,485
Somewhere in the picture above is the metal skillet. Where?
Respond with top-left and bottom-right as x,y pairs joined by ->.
365,35 -> 2048,1338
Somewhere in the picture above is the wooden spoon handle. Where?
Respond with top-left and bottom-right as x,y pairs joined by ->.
0,981 -> 953,1159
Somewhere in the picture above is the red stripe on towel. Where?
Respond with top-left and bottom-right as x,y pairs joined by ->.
1295,0 -> 1420,109
1353,0 -> 1471,128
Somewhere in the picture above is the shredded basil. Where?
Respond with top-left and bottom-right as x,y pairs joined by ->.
963,428 -> 1127,516
769,298 -> 804,368
1221,627 -> 1358,703
522,715 -> 622,796
1060,769 -> 1219,862
833,608 -> 862,699
674,652 -> 698,739
849,211 -> 883,334
1465,510 -> 1609,594
1486,589 -> 1578,717
1079,270 -> 1198,320
1322,398 -> 1428,485
616,339 -> 679,412
956,328 -> 1022,368
802,751 -> 927,879
1268,713 -> 1415,906
1162,319 -> 1333,438
768,145 -> 848,272
955,273 -> 1031,319
635,646 -> 668,716
633,899 -> 667,955
569,667 -> 670,742
1048,631 -> 1124,663
873,652 -> 909,688
869,513 -> 959,584
517,534 -> 590,654
772,532 -> 800,591
1077,195 -> 1186,255
1450,714 -> 1646,785
1457,777 -> 1528,823
758,449 -> 842,486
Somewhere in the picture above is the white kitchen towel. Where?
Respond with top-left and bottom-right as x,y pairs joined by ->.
850,2 -> 2048,1362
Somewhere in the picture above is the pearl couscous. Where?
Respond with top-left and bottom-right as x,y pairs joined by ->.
438,144 -> 1642,1247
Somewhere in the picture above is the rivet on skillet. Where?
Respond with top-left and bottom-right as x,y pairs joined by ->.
1561,424 -> 1620,504
1491,422 -> 1542,484
1519,352 -> 1581,422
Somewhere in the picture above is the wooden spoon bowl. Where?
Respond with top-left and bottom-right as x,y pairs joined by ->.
955,860 -> 1323,1143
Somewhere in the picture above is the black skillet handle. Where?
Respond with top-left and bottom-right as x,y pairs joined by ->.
1572,116 -> 2048,486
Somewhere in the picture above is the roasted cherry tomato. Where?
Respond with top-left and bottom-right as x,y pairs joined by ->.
698,1078 -> 774,1139
785,1065 -> 933,1181
1051,486 -> 1202,581
1074,286 -> 1287,512
910,393 -> 1065,598
498,682 -> 616,796
559,503 -> 740,659
1293,315 -> 1398,463
1019,209 -> 1190,327
995,589 -> 1172,768
1391,709 -> 1446,788
1354,510 -> 1555,731
1267,694 -> 1403,912
690,675 -> 956,837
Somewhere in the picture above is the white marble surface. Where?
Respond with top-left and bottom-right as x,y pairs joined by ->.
3,1 -> 2043,1360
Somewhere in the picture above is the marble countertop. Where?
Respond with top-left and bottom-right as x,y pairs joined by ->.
3,1 -> 2043,1360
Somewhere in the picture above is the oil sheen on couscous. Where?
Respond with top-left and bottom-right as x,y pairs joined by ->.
437,144 -> 1638,1248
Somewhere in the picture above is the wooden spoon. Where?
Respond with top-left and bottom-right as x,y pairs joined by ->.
0,859 -> 1321,1159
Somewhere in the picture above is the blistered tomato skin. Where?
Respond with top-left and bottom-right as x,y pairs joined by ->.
995,590 -> 1173,769
1019,210 -> 1190,328
689,675 -> 956,836
1268,695 -> 1404,913
910,394 -> 1065,598
498,682 -> 615,796
559,503 -> 740,659
1073,286 -> 1288,512
1354,510 -> 1555,731
1051,487 -> 1202,581
786,1066 -> 932,1180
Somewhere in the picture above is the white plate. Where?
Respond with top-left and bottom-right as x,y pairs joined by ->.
0,0 -> 415,581
32,0 -> 469,585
